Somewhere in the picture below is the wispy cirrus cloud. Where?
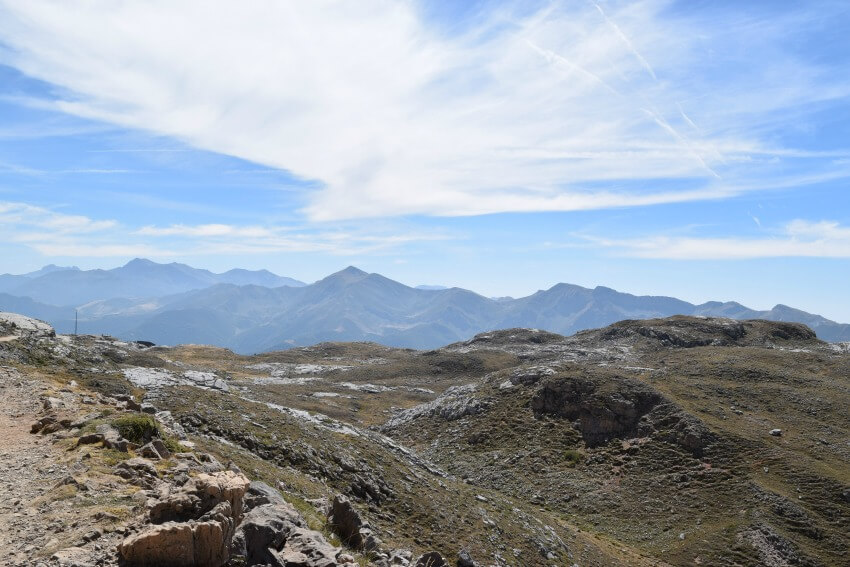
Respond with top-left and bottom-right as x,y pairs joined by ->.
0,200 -> 449,259
135,221 -> 452,256
0,201 -> 115,234
581,220 -> 850,259
0,1 -> 846,220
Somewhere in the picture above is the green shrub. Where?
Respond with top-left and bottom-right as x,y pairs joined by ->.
563,448 -> 584,467
111,414 -> 160,444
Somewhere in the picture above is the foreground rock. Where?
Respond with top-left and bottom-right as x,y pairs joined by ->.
328,494 -> 381,551
119,470 -> 250,566
233,484 -> 355,566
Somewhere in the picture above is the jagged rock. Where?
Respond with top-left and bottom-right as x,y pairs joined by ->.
509,365 -> 555,386
149,470 -> 249,524
348,472 -> 392,504
43,396 -> 65,410
141,402 -> 157,414
231,501 -> 305,565
328,494 -> 381,551
94,423 -> 132,452
384,384 -> 489,428
198,452 -> 225,473
245,480 -> 287,509
55,475 -> 88,491
770,428 -> 783,436
139,438 -> 172,460
76,432 -> 105,446
530,373 -> 714,453
457,549 -> 477,567
114,457 -> 159,488
273,527 -> 341,567
31,415 -> 57,433
414,552 -> 448,567
0,311 -> 55,337
120,471 -> 250,566
119,517 -> 229,566
388,549 -> 413,565
531,375 -> 662,446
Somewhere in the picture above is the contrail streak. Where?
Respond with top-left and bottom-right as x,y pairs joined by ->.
643,108 -> 721,178
526,40 -> 621,96
593,2 -> 657,81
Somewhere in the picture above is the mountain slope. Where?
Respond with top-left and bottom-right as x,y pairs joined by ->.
1,261 -> 848,352
5,312 -> 845,566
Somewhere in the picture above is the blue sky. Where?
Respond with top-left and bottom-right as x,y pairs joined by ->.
0,0 -> 849,321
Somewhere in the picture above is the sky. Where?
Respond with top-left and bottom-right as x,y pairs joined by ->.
0,0 -> 849,321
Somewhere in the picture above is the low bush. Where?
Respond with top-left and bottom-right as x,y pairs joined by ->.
111,414 -> 160,444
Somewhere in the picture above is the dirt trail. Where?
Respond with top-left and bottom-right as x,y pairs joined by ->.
0,365 -> 71,566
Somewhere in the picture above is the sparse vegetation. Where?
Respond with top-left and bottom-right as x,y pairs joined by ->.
111,414 -> 160,444
563,448 -> 584,466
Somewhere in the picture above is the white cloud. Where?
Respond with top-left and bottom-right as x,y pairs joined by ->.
135,221 -> 451,256
0,1 -> 847,220
136,224 -> 275,238
582,219 -> 850,259
30,243 -> 176,258
0,201 -> 115,235
0,200 -> 448,259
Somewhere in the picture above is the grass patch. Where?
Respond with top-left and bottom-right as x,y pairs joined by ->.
101,448 -> 133,466
563,448 -> 585,467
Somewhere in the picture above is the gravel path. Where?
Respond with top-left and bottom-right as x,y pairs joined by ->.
0,366 -> 125,567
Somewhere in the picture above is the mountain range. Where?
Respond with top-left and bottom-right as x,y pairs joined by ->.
1,259 -> 848,352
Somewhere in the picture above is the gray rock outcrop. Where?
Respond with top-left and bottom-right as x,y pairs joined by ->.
328,494 -> 381,551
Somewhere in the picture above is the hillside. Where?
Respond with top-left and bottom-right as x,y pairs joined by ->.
0,311 -> 848,566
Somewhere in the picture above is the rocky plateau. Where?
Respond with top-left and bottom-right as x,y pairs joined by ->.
0,311 -> 848,566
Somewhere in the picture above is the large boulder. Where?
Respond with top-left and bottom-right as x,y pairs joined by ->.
273,527 -> 342,567
231,501 -> 304,565
148,470 -> 249,524
118,515 -> 231,566
119,471 -> 250,567
244,480 -> 287,509
232,496 -> 356,567
328,494 -> 381,551
413,552 -> 448,567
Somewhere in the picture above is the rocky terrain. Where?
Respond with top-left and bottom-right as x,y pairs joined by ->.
0,311 -> 848,566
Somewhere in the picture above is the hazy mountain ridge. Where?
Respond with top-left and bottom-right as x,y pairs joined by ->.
0,260 -> 848,352
0,258 -> 306,305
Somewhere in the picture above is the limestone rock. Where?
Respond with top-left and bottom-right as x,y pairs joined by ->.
457,549 -> 477,567
413,551 -> 448,567
245,480 -> 288,509
231,501 -> 304,565
328,494 -> 380,551
139,438 -> 172,460
120,471 -> 250,566
273,527 -> 341,567
115,457 -> 159,488
119,519 -> 232,567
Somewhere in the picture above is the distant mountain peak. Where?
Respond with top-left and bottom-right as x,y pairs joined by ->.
22,264 -> 80,278
340,265 -> 367,275
325,266 -> 369,280
124,257 -> 157,267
